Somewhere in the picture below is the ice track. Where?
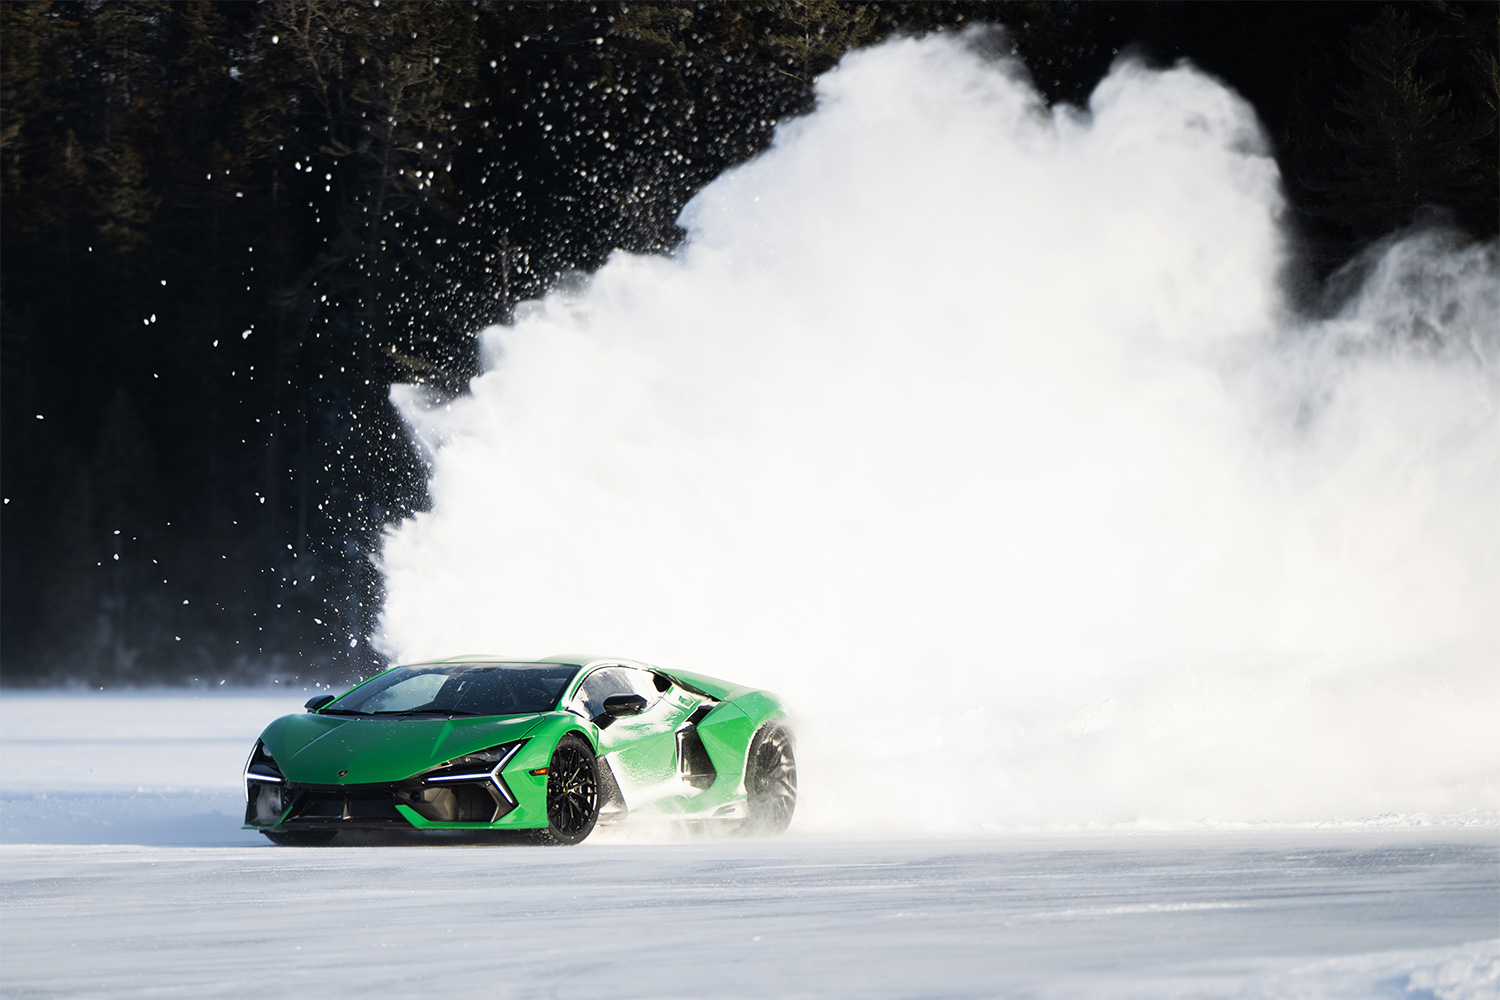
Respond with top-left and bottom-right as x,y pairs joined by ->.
1,692 -> 1496,999
4,837 -> 1499,999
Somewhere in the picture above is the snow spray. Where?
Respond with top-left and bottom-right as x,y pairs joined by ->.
378,34 -> 1499,831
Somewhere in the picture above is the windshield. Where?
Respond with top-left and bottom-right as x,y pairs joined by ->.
324,663 -> 580,718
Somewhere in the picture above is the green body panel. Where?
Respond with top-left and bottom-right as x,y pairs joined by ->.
692,692 -> 788,813
632,700 -> 750,818
244,659 -> 791,834
395,804 -> 500,830
697,702 -> 754,788
600,683 -> 697,788
486,714 -> 592,830
262,711 -> 546,785
657,667 -> 758,702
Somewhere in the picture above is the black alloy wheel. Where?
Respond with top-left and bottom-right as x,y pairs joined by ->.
536,733 -> 600,845
262,829 -> 338,847
743,723 -> 797,835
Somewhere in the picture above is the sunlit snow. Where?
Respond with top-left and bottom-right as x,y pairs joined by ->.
2,691 -> 1496,998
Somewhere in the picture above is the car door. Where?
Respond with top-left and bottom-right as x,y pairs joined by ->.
569,665 -> 692,793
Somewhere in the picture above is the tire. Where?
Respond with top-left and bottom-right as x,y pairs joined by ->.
262,829 -> 338,847
533,733 -> 600,845
743,723 -> 797,835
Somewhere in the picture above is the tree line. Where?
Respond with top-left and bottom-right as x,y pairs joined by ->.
2,1 -> 1495,686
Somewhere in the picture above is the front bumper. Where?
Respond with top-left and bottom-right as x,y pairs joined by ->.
245,741 -> 548,832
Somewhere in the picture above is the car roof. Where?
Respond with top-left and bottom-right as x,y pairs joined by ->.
399,655 -> 743,701
419,653 -> 656,671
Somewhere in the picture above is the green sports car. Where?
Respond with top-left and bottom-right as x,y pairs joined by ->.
243,655 -> 797,846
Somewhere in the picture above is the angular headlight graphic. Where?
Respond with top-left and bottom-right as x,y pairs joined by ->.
395,741 -> 527,824
243,741 -> 287,825
243,741 -> 284,787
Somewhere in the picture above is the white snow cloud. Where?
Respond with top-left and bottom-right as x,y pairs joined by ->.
378,33 -> 1499,830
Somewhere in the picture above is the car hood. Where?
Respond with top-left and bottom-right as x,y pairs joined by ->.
260,712 -> 548,785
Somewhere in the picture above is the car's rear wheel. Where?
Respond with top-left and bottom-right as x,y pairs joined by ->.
533,733 -> 600,845
743,723 -> 797,835
262,829 -> 338,847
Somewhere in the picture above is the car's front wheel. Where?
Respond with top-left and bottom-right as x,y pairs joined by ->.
533,733 -> 600,845
262,829 -> 337,847
743,723 -> 797,835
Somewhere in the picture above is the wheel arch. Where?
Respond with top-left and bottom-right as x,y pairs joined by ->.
515,713 -> 600,769
696,689 -> 793,790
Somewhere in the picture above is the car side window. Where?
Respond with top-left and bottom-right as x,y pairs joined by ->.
568,666 -> 660,720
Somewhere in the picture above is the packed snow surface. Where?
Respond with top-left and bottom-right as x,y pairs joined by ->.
2,691 -> 1497,998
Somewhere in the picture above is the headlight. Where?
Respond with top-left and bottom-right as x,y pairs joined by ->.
243,741 -> 288,826
396,741 -> 527,823
243,741 -> 284,791
420,741 -> 525,785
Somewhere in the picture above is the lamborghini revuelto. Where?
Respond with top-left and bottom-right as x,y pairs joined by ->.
243,656 -> 797,845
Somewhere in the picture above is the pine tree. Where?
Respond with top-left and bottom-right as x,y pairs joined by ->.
1321,5 -> 1486,239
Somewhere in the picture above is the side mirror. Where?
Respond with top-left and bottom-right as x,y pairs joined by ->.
602,694 -> 648,718
305,694 -> 335,712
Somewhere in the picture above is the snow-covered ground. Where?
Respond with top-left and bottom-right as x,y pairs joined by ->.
2,691 -> 1496,998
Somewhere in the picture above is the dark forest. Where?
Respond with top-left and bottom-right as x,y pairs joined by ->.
2,1 -> 1495,686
